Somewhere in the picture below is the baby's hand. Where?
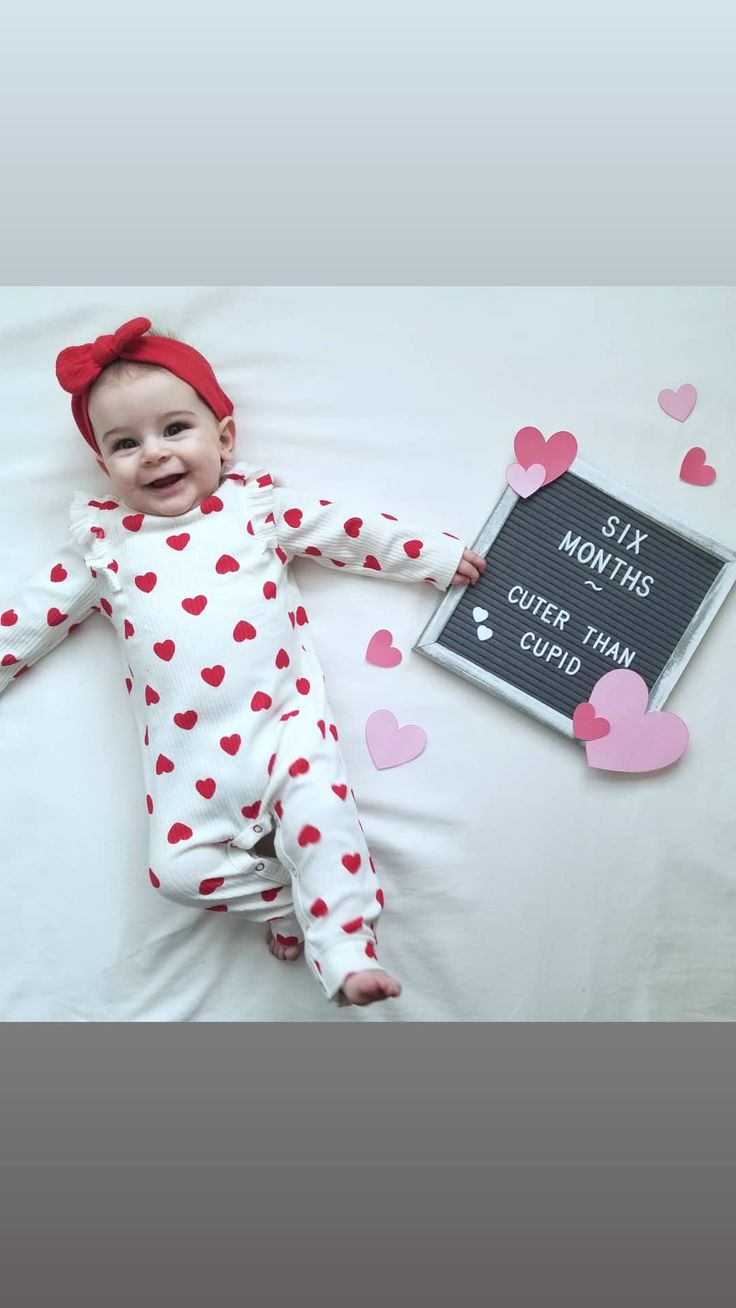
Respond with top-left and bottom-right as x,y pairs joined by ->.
451,547 -> 487,587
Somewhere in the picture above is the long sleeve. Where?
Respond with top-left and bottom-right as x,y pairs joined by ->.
0,532 -> 100,697
272,486 -> 466,591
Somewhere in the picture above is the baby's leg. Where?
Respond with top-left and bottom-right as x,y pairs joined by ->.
149,834 -> 302,955
271,754 -> 400,1005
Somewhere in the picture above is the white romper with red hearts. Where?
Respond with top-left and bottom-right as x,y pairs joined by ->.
0,461 -> 465,1000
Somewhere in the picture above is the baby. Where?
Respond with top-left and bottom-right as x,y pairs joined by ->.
0,317 -> 486,1008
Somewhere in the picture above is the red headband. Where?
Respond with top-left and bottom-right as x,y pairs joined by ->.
55,316 -> 234,454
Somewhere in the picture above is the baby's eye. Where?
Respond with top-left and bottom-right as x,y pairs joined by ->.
165,422 -> 186,435
114,437 -> 136,451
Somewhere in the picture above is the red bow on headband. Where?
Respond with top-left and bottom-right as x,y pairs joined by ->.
56,316 -> 152,395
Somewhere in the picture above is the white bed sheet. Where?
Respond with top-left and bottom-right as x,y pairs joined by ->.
1,286 -> 734,1022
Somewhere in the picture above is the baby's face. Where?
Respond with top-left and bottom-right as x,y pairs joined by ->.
89,367 -> 236,516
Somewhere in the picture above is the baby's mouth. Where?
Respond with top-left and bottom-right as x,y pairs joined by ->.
147,472 -> 186,491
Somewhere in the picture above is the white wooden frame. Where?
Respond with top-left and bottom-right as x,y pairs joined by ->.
414,459 -> 736,739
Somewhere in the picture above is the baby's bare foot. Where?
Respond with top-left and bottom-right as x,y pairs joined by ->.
340,969 -> 402,1006
265,926 -> 304,962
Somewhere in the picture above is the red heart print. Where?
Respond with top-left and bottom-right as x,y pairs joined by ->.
233,620 -> 257,641
122,513 -> 145,532
146,794 -> 154,814
182,595 -> 207,615
251,691 -> 272,711
331,784 -> 347,800
295,607 -> 308,626
317,720 -> 326,738
149,868 -> 160,888
289,758 -> 310,777
310,899 -> 329,917
1,609 -> 18,626
363,556 -> 381,571
296,679 -> 310,696
220,733 -> 241,755
257,474 -> 273,487
679,447 -> 716,486
125,677 -> 133,695
572,702 -> 610,741
1,655 -> 18,666
201,665 -> 225,687
156,754 -> 175,774
154,639 -> 175,661
261,887 -> 280,903
263,582 -> 277,600
275,546 -> 288,565
365,941 -> 377,959
341,853 -> 361,874
376,889 -> 384,906
100,599 -> 113,617
403,540 -> 423,559
280,710 -> 300,721
268,753 -> 277,776
216,554 -> 239,574
275,648 -> 290,669
304,546 -> 321,557
298,825 -> 322,847
108,561 -> 119,574
47,608 -> 67,627
167,822 -> 193,844
198,876 -> 224,895
174,710 -> 198,729
88,499 -> 118,510
241,802 -> 261,819
124,619 -> 135,639
50,563 -> 67,582
166,533 -> 190,550
329,724 -> 339,741
135,573 -> 157,593
195,778 -> 216,799
89,526 -> 105,540
145,685 -> 160,705
200,494 -> 223,514
341,917 -> 363,934
284,508 -> 303,528
344,517 -> 363,538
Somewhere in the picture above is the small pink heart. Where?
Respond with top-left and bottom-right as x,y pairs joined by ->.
513,426 -> 578,486
366,629 -> 403,668
365,709 -> 427,770
658,383 -> 697,422
572,702 -> 610,741
584,670 -> 689,774
506,461 -> 546,498
679,446 -> 716,486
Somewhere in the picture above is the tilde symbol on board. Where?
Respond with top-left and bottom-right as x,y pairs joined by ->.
472,606 -> 493,642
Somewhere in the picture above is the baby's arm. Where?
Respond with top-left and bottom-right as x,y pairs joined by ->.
0,534 -> 99,697
272,487 -> 467,591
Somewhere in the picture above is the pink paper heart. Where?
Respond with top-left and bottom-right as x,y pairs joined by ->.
506,461 -> 546,498
366,629 -> 403,668
572,701 -> 610,741
365,709 -> 427,770
513,426 -> 578,486
679,446 -> 716,486
658,383 -> 697,422
584,670 -> 689,774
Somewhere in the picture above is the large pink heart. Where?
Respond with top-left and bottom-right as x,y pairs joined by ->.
658,383 -> 697,422
366,629 -> 403,668
365,709 -> 427,770
513,426 -> 578,487
584,670 -> 689,773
